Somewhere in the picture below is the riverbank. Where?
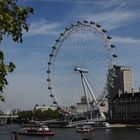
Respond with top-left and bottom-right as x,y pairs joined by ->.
110,123 -> 140,128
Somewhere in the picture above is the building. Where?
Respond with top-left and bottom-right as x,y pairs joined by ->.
109,66 -> 133,98
109,66 -> 140,124
76,96 -> 88,113
34,105 -> 57,111
76,96 -> 108,118
109,92 -> 140,124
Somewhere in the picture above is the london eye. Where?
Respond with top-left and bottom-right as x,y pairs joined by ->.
47,20 -> 117,121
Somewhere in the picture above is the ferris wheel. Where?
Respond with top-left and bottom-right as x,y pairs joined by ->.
47,20 -> 117,117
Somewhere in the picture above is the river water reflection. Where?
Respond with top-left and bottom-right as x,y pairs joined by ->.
0,124 -> 140,140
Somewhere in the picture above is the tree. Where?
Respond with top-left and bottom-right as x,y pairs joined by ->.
0,0 -> 34,101
18,109 -> 61,121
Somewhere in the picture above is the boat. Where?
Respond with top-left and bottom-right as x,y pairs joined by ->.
85,121 -> 111,129
19,122 -> 55,136
0,119 -> 6,126
76,124 -> 95,133
135,127 -> 140,131
76,121 -> 111,132
91,121 -> 111,129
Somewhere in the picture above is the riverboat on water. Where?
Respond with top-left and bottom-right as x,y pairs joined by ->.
19,122 -> 55,136
76,121 -> 111,132
0,119 -> 6,126
91,121 -> 111,129
76,124 -> 95,132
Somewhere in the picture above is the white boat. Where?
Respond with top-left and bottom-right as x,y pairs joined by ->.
76,124 -> 95,132
0,119 -> 6,126
92,121 -> 111,129
19,122 -> 55,136
76,121 -> 111,132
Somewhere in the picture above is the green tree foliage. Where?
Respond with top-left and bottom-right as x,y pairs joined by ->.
18,109 -> 61,121
0,0 -> 34,101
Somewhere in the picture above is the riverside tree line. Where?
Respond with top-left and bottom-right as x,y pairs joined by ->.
18,108 -> 61,122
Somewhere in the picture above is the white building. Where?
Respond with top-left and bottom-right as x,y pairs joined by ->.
76,103 -> 88,113
110,66 -> 133,98
34,105 -> 57,111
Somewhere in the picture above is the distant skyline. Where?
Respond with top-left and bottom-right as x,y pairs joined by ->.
0,0 -> 140,111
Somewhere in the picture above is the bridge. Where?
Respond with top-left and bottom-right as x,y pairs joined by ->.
0,115 -> 18,119
67,119 -> 96,127
0,109 -> 18,119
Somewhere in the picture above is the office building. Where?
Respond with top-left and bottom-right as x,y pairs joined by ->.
109,66 -> 133,98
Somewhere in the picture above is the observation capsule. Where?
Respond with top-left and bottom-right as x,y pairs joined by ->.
48,62 -> 52,65
60,33 -> 64,36
110,44 -> 116,48
112,54 -> 118,58
84,20 -> 88,23
65,28 -> 68,31
96,24 -> 101,28
48,87 -> 52,90
50,94 -> 54,97
50,53 -> 54,57
102,29 -> 107,33
52,46 -> 57,49
47,79 -> 51,82
107,36 -> 112,39
47,70 -> 51,73
56,39 -> 60,42
77,21 -> 81,24
90,21 -> 95,24
53,101 -> 57,104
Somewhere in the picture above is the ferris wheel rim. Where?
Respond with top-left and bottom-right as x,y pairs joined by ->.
47,20 -> 117,114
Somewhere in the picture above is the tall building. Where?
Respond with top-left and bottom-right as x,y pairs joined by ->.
110,66 -> 133,98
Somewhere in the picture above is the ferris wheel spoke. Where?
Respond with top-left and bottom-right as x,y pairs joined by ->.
55,74 -> 83,106
86,74 -> 106,97
86,49 -> 106,64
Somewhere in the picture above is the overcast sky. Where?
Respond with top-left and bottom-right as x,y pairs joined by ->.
0,0 -> 140,111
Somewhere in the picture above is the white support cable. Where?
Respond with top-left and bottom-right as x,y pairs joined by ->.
82,73 -> 97,105
80,73 -> 91,113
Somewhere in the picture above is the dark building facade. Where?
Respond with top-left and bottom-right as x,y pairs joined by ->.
108,66 -> 140,124
109,92 -> 140,124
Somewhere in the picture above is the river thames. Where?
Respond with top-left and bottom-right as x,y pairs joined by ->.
0,124 -> 140,140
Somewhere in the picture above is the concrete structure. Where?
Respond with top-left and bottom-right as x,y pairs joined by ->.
110,66 -> 133,98
99,100 -> 108,113
76,103 -> 88,113
76,96 -> 88,113
81,96 -> 87,104
76,96 -> 108,116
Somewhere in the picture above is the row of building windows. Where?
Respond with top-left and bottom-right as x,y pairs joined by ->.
109,93 -> 140,124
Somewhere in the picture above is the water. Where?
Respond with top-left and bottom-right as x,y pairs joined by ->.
0,124 -> 140,140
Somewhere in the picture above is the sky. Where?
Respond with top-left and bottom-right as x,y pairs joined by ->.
0,0 -> 140,112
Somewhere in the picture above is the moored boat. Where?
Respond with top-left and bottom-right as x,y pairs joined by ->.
93,121 -> 111,129
0,119 -> 6,126
76,121 -> 111,132
19,122 -> 55,136
76,124 -> 95,133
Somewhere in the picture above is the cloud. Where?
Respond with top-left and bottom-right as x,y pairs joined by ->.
96,0 -> 126,8
112,36 -> 140,45
24,20 -> 63,37
81,6 -> 140,30
24,4 -> 140,37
